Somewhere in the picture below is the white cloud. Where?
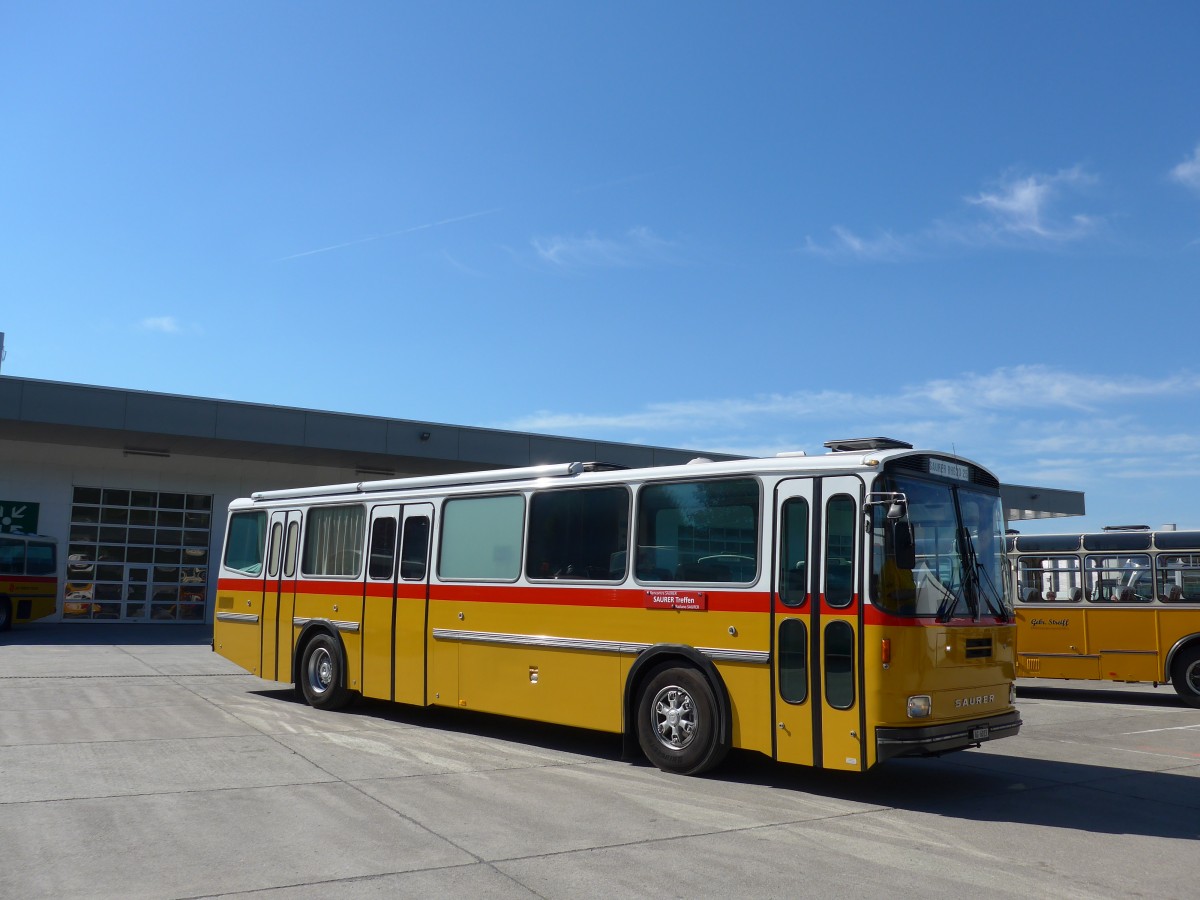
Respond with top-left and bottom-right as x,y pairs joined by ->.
1170,144 -> 1200,192
532,226 -> 676,268
803,166 -> 1101,261
141,316 -> 183,334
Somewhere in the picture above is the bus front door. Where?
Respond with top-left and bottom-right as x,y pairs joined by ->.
774,476 -> 865,772
261,509 -> 301,683
395,503 -> 433,705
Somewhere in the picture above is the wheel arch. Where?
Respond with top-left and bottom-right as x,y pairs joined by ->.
621,644 -> 733,761
292,620 -> 348,687
1163,632 -> 1200,681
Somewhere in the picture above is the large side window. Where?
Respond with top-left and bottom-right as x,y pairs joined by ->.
0,537 -> 24,575
439,495 -> 524,581
779,497 -> 809,607
526,486 -> 629,581
302,505 -> 366,577
26,541 -> 57,576
1086,554 -> 1152,603
1017,555 -> 1083,603
635,478 -> 759,583
223,512 -> 267,575
1158,554 -> 1200,602
824,495 -> 856,607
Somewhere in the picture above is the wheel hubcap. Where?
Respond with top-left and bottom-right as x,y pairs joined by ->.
309,647 -> 333,694
652,685 -> 696,750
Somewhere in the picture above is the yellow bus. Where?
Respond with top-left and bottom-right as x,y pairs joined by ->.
213,438 -> 1020,775
1008,526 -> 1200,706
0,533 -> 59,630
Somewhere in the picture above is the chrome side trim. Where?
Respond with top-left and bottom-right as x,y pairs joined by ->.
293,616 -> 360,634
431,628 -> 769,665
216,612 -> 260,624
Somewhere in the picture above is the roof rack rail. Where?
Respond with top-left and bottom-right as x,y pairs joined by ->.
824,437 -> 913,453
251,461 -> 587,502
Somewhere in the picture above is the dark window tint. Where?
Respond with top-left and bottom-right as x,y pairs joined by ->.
368,517 -> 398,580
635,478 -> 759,583
824,495 -> 856,607
824,621 -> 855,710
779,497 -> 809,607
778,618 -> 808,703
526,486 -> 629,581
400,516 -> 430,580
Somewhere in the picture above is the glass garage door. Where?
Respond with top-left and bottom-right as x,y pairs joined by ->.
65,488 -> 213,622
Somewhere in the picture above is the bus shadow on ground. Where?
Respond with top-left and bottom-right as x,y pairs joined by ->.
4,622 -> 212,646
254,689 -> 1199,841
1017,683 -> 1190,709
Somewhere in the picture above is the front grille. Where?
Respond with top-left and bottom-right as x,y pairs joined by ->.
965,638 -> 993,659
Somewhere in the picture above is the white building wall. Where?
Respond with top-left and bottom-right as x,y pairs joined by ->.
1,438 -> 368,623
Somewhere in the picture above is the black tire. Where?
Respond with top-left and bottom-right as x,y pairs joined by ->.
299,633 -> 353,710
0,597 -> 11,632
635,665 -> 729,775
1171,644 -> 1200,709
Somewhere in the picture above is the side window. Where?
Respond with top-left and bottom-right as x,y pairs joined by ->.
1158,554 -> 1200,602
302,505 -> 366,577
368,517 -> 398,580
284,520 -> 300,578
635,478 -> 759,583
526,486 -> 629,581
1086,554 -> 1152,603
779,497 -> 809,607
26,542 -> 56,576
0,538 -> 24,575
824,620 -> 855,709
439,495 -> 524,581
824,495 -> 855,607
400,516 -> 430,580
266,521 -> 284,578
778,617 -> 808,703
223,512 -> 267,575
1017,555 -> 1083,603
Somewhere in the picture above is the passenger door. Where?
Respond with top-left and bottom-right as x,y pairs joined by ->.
395,504 -> 433,704
261,509 -> 302,682
773,476 -> 865,771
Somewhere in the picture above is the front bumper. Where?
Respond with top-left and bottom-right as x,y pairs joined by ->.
876,710 -> 1022,763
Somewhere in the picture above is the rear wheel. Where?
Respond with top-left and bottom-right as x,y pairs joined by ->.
1171,645 -> 1200,709
636,665 -> 728,775
299,633 -> 353,710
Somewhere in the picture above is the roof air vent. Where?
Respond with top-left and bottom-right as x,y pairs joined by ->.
824,437 -> 913,453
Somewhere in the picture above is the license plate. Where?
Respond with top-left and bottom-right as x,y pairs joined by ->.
971,725 -> 990,741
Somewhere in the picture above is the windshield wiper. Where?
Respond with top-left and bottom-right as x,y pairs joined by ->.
959,527 -> 1009,621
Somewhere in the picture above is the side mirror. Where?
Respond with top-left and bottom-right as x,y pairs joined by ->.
891,519 -> 916,571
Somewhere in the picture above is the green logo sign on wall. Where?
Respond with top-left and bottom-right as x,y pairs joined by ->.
0,501 -> 40,534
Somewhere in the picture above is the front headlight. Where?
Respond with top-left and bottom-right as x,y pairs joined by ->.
907,695 -> 932,718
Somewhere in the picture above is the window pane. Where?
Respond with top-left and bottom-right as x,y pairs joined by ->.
267,521 -> 284,577
0,539 -> 23,575
824,620 -> 855,709
400,516 -> 430,580
440,495 -> 524,580
301,505 -> 366,577
1016,556 -> 1083,603
1158,554 -> 1200,602
778,618 -> 808,703
779,498 -> 809,607
224,511 -> 267,575
1086,554 -> 1152,603
526,486 -> 629,581
635,479 -> 759,583
368,517 -> 398,580
824,496 -> 855,607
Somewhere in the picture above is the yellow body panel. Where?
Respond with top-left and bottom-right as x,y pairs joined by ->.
1015,605 -> 1200,683
1,577 -> 58,624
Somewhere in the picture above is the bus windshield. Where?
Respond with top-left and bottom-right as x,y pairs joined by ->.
871,474 -> 1010,619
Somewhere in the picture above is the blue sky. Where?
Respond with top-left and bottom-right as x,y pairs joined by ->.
3,2 -> 1200,533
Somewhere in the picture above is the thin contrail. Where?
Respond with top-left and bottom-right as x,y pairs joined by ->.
276,208 -> 503,261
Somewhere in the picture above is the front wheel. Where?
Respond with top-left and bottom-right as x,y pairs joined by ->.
635,665 -> 728,775
1171,645 -> 1200,708
299,633 -> 353,710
